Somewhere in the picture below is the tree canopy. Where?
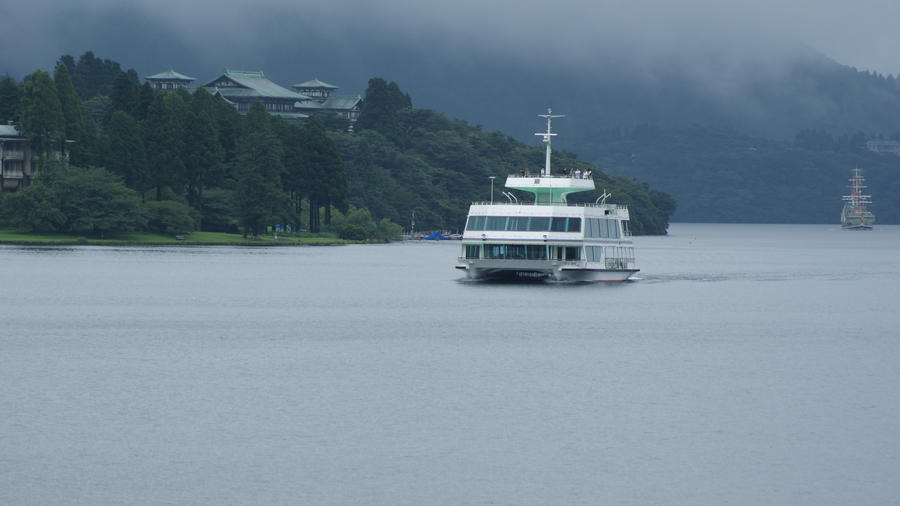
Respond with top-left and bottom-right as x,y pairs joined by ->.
2,54 -> 676,240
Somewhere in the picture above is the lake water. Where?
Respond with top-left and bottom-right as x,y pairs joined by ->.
2,223 -> 900,505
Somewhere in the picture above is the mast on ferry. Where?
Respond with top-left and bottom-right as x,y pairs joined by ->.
535,108 -> 564,176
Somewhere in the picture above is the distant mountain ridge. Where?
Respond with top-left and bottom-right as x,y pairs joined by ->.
7,6 -> 900,223
11,7 -> 900,147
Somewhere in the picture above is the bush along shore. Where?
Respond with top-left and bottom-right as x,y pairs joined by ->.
0,230 -> 354,246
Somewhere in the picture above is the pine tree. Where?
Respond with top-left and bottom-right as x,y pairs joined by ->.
109,71 -> 141,121
68,51 -> 124,100
184,88 -> 225,227
279,121 -> 309,230
106,110 -> 149,195
303,117 -> 346,227
0,75 -> 21,123
53,62 -> 85,154
356,77 -> 412,138
235,100 -> 287,236
19,70 -> 65,159
143,93 -> 186,200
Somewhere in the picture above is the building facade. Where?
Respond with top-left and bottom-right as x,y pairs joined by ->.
145,69 -> 196,91
146,68 -> 363,123
293,78 -> 362,122
0,123 -> 66,193
203,70 -> 311,120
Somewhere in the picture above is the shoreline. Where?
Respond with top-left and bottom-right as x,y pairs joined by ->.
0,230 -> 357,247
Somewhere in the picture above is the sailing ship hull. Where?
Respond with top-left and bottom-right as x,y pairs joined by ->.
841,206 -> 875,230
841,217 -> 875,230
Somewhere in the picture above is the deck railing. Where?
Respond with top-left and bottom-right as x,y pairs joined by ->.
470,201 -> 627,209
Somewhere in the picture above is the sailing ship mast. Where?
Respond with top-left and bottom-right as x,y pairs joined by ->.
843,168 -> 872,208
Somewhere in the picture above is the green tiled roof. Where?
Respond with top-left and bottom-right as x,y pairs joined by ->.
295,95 -> 361,112
145,69 -> 196,81
293,77 -> 338,89
322,94 -> 361,109
204,70 -> 309,101
273,112 -> 310,121
0,125 -> 22,137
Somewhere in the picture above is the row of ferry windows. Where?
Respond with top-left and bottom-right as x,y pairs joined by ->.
467,216 -> 581,233
466,244 -> 634,262
466,244 -> 580,260
466,216 -> 624,238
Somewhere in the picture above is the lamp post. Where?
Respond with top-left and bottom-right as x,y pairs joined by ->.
489,176 -> 496,204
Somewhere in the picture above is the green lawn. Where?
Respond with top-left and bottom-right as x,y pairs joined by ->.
0,229 -> 353,246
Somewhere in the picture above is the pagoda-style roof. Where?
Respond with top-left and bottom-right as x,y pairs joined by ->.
295,94 -> 362,111
205,70 -> 309,101
0,124 -> 22,138
322,94 -> 361,109
145,69 -> 196,81
293,77 -> 339,90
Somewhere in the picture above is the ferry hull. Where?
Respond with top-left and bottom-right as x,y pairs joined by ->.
457,263 -> 638,283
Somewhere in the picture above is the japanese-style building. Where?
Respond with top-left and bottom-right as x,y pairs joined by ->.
293,78 -> 362,122
0,123 -> 67,193
203,70 -> 311,120
146,68 -> 363,124
145,69 -> 196,91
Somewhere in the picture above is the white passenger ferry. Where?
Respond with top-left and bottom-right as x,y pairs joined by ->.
455,110 -> 638,282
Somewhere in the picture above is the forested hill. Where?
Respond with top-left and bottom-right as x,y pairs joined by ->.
330,79 -> 675,235
0,54 -> 675,237
591,125 -> 900,224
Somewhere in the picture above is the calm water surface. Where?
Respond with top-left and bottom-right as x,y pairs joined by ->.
2,224 -> 899,505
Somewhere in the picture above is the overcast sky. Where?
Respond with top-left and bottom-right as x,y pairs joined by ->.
3,0 -> 900,79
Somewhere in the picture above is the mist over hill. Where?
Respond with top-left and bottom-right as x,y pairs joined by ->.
5,1 -> 900,223
6,3 -> 900,148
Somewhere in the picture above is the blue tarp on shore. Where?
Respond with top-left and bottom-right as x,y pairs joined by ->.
423,230 -> 449,240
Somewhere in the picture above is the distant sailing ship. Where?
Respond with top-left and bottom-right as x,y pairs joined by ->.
841,168 -> 875,230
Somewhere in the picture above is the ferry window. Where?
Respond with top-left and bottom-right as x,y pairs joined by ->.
508,216 -> 529,231
465,245 -> 481,259
529,217 -> 550,231
550,217 -> 568,232
506,245 -> 526,259
485,216 -> 507,231
586,246 -> 601,262
564,247 -> 581,260
486,245 -> 505,259
526,245 -> 547,260
622,221 -> 631,237
597,218 -> 620,239
466,216 -> 484,231
567,218 -> 581,232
